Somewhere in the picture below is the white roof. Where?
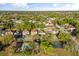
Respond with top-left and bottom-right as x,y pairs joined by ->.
15,20 -> 23,23
38,32 -> 46,35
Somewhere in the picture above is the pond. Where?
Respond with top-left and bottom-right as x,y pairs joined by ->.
52,41 -> 64,48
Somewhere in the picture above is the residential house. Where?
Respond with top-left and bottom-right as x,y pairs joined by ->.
5,29 -> 13,35
37,28 -> 46,35
15,20 -> 23,24
31,29 -> 38,36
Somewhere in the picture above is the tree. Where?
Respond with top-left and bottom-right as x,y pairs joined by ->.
76,21 -> 79,28
23,20 -> 32,30
58,32 -> 72,42
8,20 -> 14,29
3,34 -> 13,45
76,29 -> 79,39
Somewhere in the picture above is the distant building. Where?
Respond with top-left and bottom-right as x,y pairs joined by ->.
15,20 -> 23,24
22,30 -> 29,35
31,29 -> 38,36
37,29 -> 46,35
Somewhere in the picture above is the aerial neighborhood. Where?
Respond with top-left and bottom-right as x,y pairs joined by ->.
0,11 -> 79,56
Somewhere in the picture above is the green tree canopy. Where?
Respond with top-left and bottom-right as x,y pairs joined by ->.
58,32 -> 72,42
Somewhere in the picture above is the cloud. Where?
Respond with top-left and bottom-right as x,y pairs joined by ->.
52,3 -> 59,7
28,3 -> 73,11
56,3 -> 79,10
0,3 -> 79,11
0,3 -> 6,5
11,3 -> 29,8
29,3 -> 79,11
70,3 -> 79,10
53,3 -> 74,10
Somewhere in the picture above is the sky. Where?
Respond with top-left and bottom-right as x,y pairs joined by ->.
0,3 -> 79,11
0,0 -> 78,3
